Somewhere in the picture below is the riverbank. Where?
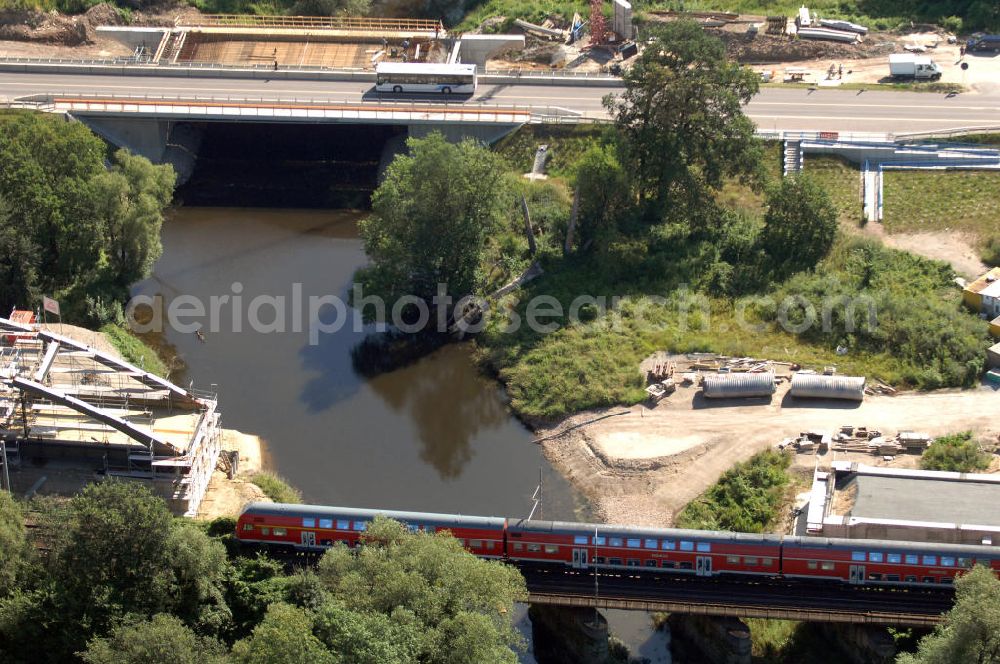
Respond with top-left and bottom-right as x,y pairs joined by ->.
536,380 -> 1000,527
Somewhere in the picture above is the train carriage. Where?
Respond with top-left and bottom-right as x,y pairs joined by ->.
782,536 -> 1000,586
505,519 -> 783,578
237,502 -> 506,556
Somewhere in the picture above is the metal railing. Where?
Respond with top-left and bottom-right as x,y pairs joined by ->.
178,14 -> 443,32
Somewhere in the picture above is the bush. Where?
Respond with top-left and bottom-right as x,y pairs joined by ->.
981,234 -> 1000,267
249,471 -> 302,504
941,15 -> 964,32
675,449 -> 792,533
921,432 -> 990,473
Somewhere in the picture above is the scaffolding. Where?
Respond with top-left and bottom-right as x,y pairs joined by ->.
0,317 -> 221,516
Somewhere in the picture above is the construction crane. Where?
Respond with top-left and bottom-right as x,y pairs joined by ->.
590,0 -> 607,46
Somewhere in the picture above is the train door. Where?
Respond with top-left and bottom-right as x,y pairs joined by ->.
696,556 -> 712,577
849,565 -> 865,584
301,531 -> 316,548
572,548 -> 589,569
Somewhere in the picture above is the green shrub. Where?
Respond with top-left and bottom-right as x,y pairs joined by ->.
675,449 -> 792,532
249,471 -> 302,504
981,235 -> 1000,267
921,432 -> 990,473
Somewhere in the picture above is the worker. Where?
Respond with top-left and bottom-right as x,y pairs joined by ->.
838,63 -> 843,79
273,60 -> 278,71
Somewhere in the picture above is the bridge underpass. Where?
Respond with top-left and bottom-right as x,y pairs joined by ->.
20,93 -> 548,184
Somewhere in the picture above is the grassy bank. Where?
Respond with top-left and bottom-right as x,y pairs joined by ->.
100,324 -> 168,377
883,170 -> 1000,239
495,124 -> 611,179
249,470 -> 302,504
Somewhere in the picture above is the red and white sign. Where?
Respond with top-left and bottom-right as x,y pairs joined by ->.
42,296 -> 60,317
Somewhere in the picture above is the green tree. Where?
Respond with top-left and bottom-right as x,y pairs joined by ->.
898,565 -> 1000,664
0,196 -> 41,307
358,132 -> 515,306
315,515 -> 526,663
605,19 -> 763,220
760,175 -> 838,276
573,144 -> 628,253
91,149 -> 174,289
80,614 -> 228,664
313,600 -> 421,664
0,112 -> 105,294
37,481 -> 232,659
921,432 -> 990,473
231,603 -> 334,664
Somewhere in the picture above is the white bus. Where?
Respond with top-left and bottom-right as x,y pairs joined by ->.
375,62 -> 477,95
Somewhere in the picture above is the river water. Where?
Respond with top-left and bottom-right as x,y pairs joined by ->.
133,207 -> 587,520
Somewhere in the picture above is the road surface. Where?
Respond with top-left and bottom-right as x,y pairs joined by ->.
2,70 -> 999,133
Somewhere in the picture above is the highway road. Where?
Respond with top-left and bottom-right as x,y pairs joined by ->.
2,69 -> 999,133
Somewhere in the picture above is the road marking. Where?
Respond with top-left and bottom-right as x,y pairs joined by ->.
748,113 -> 1000,122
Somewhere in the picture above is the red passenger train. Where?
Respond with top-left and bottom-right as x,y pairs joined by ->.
236,502 -> 1000,588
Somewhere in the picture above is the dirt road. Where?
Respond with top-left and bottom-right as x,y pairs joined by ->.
538,382 -> 999,527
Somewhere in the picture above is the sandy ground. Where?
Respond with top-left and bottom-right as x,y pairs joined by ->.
878,230 -> 989,279
195,428 -> 270,520
0,37 -> 130,59
537,380 -> 1000,528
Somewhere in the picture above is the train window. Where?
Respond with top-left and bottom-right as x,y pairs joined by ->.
407,524 -> 419,533
513,543 -> 523,552
905,575 -> 918,582
940,577 -> 954,585
661,561 -> 676,569
485,541 -> 495,550
302,518 -> 315,528
273,528 -> 286,536
887,553 -> 901,564
745,557 -> 759,566
851,551 -> 866,562
727,555 -> 740,564
610,537 -> 624,547
544,545 -> 559,554
627,559 -> 640,567
319,519 -> 333,529
662,540 -> 676,550
644,539 -> 658,549
593,536 -> 607,546
680,541 -> 694,552
470,539 -> 483,548
905,554 -> 919,565
679,562 -> 693,570
820,562 -> 835,571
609,558 -> 623,566
922,577 -> 935,584
321,539 -> 332,546
594,556 -> 606,564
868,573 -> 882,581
645,560 -> 658,568
242,523 -> 253,531
922,555 -> 937,566
696,542 -> 711,553
869,552 -> 883,563
807,561 -> 818,570
762,558 -> 773,566
941,557 -> 956,567
574,536 -> 588,545
627,539 -> 641,548
261,527 -> 270,535
337,520 -> 350,530
959,557 -> 973,568
527,544 -> 541,552
353,521 -> 367,531
886,575 -> 900,582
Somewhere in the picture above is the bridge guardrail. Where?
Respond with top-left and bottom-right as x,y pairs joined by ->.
0,56 -> 624,87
